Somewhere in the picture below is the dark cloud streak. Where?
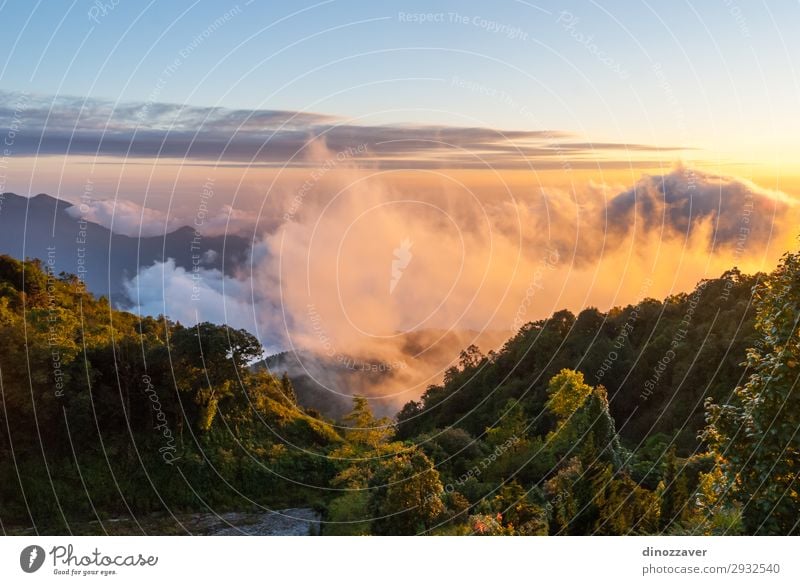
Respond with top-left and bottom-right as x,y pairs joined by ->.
1,91 -> 691,169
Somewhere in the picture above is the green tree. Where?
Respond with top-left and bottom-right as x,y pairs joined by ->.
658,447 -> 692,529
280,372 -> 297,405
704,249 -> 800,534
546,370 -> 622,469
368,449 -> 444,535
489,481 -> 548,535
341,395 -> 394,451
546,368 -> 593,420
325,491 -> 371,535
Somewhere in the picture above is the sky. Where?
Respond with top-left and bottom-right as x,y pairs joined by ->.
1,1 -> 799,406
1,0 -> 798,168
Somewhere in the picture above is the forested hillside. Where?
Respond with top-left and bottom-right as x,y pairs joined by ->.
385,254 -> 800,535
396,268 -> 761,450
1,249 -> 799,535
0,255 -> 339,531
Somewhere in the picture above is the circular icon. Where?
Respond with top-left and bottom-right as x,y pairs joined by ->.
20,545 -> 45,573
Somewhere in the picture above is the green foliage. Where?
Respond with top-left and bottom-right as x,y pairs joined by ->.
4,249 -> 800,536
341,395 -> 395,451
546,369 -> 593,420
704,250 -> 800,534
546,382 -> 622,470
280,372 -> 297,405
488,481 -> 548,535
325,492 -> 371,535
368,449 -> 445,535
401,367 -> 639,534
658,447 -> 692,529
327,397 -> 446,535
389,266 -> 791,535
397,271 -> 761,449
544,458 -> 659,535
0,255 -> 341,530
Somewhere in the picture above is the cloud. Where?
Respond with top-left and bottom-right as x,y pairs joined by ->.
65,197 -> 181,237
0,90 -> 686,169
121,163 -> 799,413
603,166 -> 793,249
517,166 -> 797,266
65,197 -> 261,238
124,258 -> 261,339
197,204 -> 260,237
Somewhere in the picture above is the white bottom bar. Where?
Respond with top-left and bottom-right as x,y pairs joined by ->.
1,536 -> 797,584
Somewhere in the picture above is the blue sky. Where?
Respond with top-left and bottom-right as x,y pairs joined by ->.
1,0 -> 798,164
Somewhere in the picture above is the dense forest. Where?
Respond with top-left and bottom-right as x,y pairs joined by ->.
1,248 -> 799,535
0,254 -> 340,531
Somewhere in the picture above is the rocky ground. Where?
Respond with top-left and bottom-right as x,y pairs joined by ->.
209,508 -> 320,536
6,508 -> 322,536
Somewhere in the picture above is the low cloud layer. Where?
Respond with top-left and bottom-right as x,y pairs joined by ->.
65,198 -> 183,237
124,258 -> 258,335
527,165 -> 795,267
123,161 -> 799,414
605,166 -> 790,249
65,197 -> 260,238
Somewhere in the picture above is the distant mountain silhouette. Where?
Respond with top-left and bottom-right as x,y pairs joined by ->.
262,350 -> 358,420
0,193 -> 251,305
263,328 -> 509,420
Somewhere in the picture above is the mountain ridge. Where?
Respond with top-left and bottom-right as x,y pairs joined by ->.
0,192 -> 251,305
